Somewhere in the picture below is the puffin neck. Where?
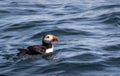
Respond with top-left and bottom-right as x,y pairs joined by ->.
42,41 -> 52,49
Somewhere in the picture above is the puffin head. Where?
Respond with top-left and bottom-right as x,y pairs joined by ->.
43,34 -> 58,43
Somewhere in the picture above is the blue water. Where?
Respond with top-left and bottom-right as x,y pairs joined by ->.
0,0 -> 120,76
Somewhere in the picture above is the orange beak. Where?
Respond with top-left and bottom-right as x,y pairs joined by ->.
53,35 -> 58,42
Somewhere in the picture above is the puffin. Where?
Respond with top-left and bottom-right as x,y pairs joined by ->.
17,34 -> 58,56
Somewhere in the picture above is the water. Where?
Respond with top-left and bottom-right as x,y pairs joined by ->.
0,0 -> 120,76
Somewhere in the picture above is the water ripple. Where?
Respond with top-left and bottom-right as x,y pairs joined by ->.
0,0 -> 120,76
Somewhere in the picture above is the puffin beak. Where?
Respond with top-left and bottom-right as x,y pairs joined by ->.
53,35 -> 58,42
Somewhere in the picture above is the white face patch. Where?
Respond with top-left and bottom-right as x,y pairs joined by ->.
44,34 -> 53,42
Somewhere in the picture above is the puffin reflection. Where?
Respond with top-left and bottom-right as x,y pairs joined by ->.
42,52 -> 55,60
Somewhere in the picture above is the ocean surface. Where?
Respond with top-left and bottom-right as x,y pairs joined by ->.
0,0 -> 120,76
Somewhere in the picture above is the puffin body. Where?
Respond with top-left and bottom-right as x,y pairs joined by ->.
17,34 -> 58,56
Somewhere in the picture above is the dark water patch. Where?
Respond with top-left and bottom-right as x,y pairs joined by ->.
2,24 -> 36,32
0,2 -> 62,10
107,33 -> 120,37
102,44 -> 120,51
101,13 -> 119,24
57,17 -> 88,24
52,13 -> 66,16
64,5 -> 84,11
0,35 -> 13,39
62,5 -> 86,14
0,74 -> 8,76
93,4 -> 120,10
0,62 -> 12,68
14,3 -> 62,9
34,4 -> 62,9
93,12 -> 120,24
0,9 -> 39,15
0,10 -> 10,13
0,6 -> 47,16
103,57 -> 120,67
0,10 -> 11,18
28,20 -> 56,26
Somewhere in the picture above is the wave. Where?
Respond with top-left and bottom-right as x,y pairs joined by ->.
103,44 -> 120,51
